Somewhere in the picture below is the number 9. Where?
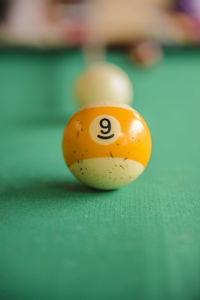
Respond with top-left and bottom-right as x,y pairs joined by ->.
99,118 -> 111,135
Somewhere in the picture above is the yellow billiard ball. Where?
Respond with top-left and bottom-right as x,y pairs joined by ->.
75,62 -> 133,106
62,102 -> 151,190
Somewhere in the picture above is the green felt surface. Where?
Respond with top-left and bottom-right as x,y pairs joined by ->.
0,48 -> 200,300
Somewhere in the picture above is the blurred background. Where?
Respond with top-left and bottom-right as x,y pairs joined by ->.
0,0 -> 200,70
0,0 -> 200,49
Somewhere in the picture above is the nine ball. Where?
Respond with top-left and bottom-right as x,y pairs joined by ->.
62,102 -> 151,190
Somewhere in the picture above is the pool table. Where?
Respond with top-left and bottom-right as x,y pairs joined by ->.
0,47 -> 200,300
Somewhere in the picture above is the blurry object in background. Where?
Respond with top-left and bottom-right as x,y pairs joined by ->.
90,0 -> 167,45
0,0 -> 200,49
55,0 -> 104,64
174,0 -> 200,43
175,0 -> 200,20
0,0 -> 61,45
74,62 -> 133,106
0,0 -> 93,46
89,0 -> 192,46
55,0 -> 92,46
129,40 -> 163,68
174,12 -> 200,43
0,0 -> 11,23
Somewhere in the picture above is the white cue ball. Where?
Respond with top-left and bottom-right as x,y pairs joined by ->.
75,62 -> 133,106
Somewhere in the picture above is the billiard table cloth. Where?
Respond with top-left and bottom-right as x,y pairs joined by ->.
0,48 -> 200,300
